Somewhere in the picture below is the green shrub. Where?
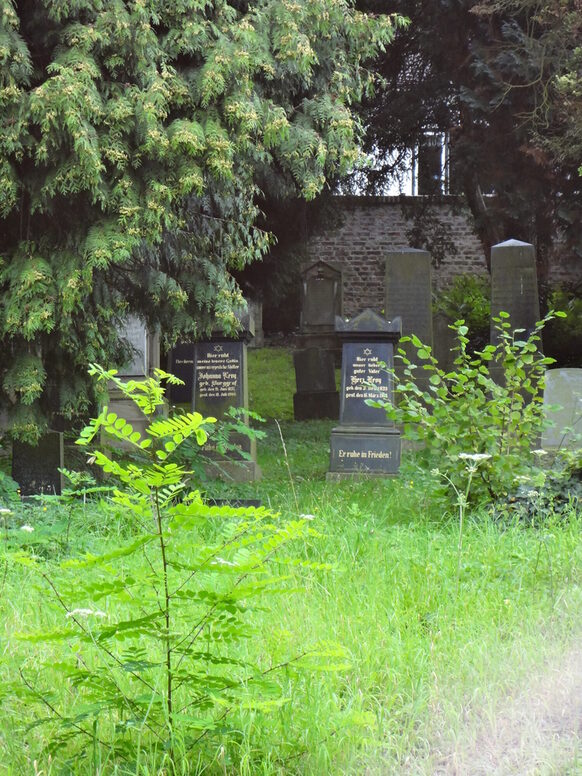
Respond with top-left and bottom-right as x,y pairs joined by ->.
434,274 -> 491,353
372,311 -> 564,506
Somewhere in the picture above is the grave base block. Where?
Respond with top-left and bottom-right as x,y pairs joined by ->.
295,334 -> 342,366
327,425 -> 401,479
293,391 -> 339,421
204,459 -> 262,483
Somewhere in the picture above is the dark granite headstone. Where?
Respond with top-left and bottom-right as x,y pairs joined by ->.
328,309 -> 402,479
194,341 -> 245,419
385,248 -> 433,391
490,239 -> 540,343
168,342 -> 195,406
12,432 -> 64,497
193,334 -> 260,481
293,347 -> 339,420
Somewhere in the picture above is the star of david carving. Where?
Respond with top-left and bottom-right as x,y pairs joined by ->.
363,348 -> 372,356
213,344 -> 224,352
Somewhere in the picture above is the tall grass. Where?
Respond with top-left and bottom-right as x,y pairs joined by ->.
0,348 -> 580,774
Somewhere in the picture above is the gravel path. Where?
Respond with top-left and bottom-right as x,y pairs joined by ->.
402,639 -> 582,775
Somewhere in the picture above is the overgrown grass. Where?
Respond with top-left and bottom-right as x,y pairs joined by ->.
248,346 -> 295,421
0,348 -> 581,774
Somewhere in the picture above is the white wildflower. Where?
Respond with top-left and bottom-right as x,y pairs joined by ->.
0,507 -> 12,514
300,513 -> 316,521
430,468 -> 440,477
532,449 -> 548,457
20,524 -> 34,533
527,490 -> 539,498
458,453 -> 492,462
66,608 -> 107,618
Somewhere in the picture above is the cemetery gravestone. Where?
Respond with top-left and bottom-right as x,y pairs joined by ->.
541,368 -> 582,450
432,311 -> 456,374
328,309 -> 401,479
300,260 -> 343,333
385,249 -> 433,390
296,260 -> 343,357
111,316 -> 161,446
193,331 -> 260,481
168,342 -> 195,406
12,432 -> 64,497
247,298 -> 264,349
118,315 -> 149,377
293,347 -> 339,421
490,239 -> 540,343
489,239 -> 541,385
294,260 -> 343,417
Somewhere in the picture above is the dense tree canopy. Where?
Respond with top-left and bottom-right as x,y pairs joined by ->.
352,0 -> 582,277
0,0 -> 401,440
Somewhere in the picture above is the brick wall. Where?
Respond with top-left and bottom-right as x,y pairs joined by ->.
306,196 -> 579,317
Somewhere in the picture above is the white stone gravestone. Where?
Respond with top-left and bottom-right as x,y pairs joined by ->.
542,368 -> 582,450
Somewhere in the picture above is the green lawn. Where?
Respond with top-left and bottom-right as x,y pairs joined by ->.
0,348 -> 580,775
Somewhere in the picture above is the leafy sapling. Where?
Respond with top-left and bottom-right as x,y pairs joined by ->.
15,365 -> 329,772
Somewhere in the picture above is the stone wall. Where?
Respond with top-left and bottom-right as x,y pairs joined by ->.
306,196 -> 578,318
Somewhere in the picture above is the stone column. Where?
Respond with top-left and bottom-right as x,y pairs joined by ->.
385,248 -> 433,391
490,239 -> 540,343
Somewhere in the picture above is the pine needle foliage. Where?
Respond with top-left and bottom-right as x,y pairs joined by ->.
12,365 -> 330,772
0,0 -> 404,441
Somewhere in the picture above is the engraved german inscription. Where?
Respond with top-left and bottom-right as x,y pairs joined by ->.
344,347 -> 389,402
196,344 -> 240,400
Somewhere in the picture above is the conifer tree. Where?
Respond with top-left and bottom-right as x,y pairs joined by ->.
0,0 -> 401,440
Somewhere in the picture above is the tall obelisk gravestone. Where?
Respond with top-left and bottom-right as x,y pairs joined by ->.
328,309 -> 401,479
490,239 -> 540,343
490,239 -> 541,385
385,249 -> 433,391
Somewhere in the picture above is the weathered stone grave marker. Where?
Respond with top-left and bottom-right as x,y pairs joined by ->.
432,311 -> 456,374
193,323 -> 260,481
293,347 -> 339,420
110,315 -> 161,445
294,260 -> 343,419
490,239 -> 540,342
385,248 -> 433,391
541,368 -> 582,450
489,239 -> 541,384
12,432 -> 65,497
299,260 -> 343,340
328,309 -> 401,479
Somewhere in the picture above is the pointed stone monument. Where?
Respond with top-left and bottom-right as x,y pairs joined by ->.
490,239 -> 540,343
